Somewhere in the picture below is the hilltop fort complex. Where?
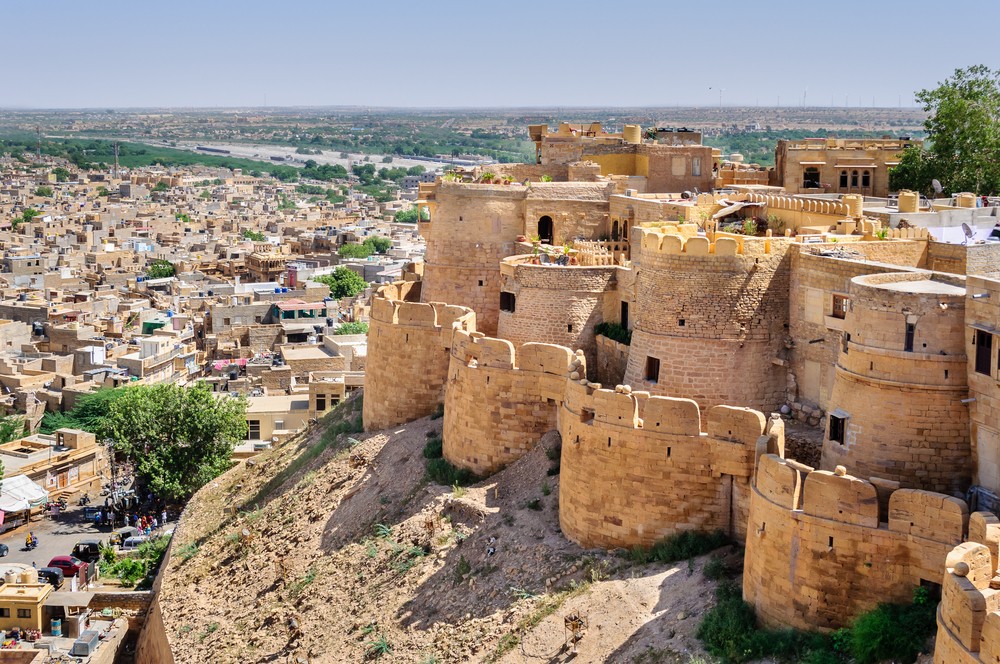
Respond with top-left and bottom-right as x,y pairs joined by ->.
364,121 -> 1000,662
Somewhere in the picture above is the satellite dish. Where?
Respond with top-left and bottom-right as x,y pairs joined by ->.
932,179 -> 943,195
962,222 -> 975,245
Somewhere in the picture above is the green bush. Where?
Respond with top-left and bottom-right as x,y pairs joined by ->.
628,530 -> 730,565
849,588 -> 936,664
594,322 -> 632,346
423,437 -> 443,459
426,457 -> 478,487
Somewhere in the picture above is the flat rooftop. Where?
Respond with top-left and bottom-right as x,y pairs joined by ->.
877,279 -> 966,295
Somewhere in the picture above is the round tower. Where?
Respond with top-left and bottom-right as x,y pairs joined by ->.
622,229 -> 792,412
419,182 -> 528,335
821,272 -> 971,493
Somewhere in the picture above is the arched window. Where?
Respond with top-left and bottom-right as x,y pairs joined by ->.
839,170 -> 848,189
862,170 -> 871,188
803,167 -> 821,188
611,220 -> 620,241
851,170 -> 859,188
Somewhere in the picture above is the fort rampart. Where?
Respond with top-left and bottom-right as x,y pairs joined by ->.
623,229 -> 791,411
363,281 -> 476,431
442,329 -> 575,476
744,453 -> 969,631
558,381 -> 779,549
933,513 -> 1000,664
497,255 -> 621,378
821,272 -> 971,494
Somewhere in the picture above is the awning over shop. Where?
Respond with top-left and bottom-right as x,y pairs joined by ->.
0,475 -> 49,511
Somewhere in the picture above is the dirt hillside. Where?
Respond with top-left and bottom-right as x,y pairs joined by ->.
157,394 -> 725,663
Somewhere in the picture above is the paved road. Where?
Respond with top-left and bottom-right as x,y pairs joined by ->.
0,505 -> 111,570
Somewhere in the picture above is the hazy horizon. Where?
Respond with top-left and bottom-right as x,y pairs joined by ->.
5,0 -> 997,109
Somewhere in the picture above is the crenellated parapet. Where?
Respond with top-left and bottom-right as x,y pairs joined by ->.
558,380 -> 780,548
442,329 -> 577,476
623,228 -> 792,411
934,513 -> 1000,664
363,282 -> 476,431
744,453 -> 969,632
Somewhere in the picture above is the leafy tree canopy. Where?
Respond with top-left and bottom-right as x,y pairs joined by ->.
34,186 -> 53,198
146,259 -> 176,280
242,229 -> 267,242
890,65 -> 1000,196
394,208 -> 418,223
313,267 -> 367,299
99,383 -> 247,501
338,243 -> 373,259
152,181 -> 170,192
334,321 -> 369,335
363,236 -> 392,254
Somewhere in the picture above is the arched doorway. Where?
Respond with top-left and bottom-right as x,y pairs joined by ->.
538,216 -> 554,245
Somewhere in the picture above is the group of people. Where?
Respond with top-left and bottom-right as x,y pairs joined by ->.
130,510 -> 168,536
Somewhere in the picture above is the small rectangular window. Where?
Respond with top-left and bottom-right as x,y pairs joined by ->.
839,171 -> 848,188
862,171 -> 871,188
831,294 -> 849,320
0,608 -> 9,618
904,323 -> 915,352
829,414 -> 847,444
692,157 -> 702,177
500,292 -> 516,313
17,609 -> 30,618
645,356 -> 660,383
976,329 -> 993,375
248,420 -> 261,440
316,394 -> 326,412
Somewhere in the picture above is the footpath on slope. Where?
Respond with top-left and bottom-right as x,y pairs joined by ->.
156,393 -> 728,663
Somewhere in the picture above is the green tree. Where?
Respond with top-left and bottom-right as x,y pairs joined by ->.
152,182 -> 170,193
890,65 -> 1000,195
100,383 -> 247,501
363,236 -> 392,254
52,167 -> 70,182
394,208 -> 418,223
96,186 -> 109,197
338,243 -> 373,259
12,208 -> 41,230
146,259 -> 176,279
333,321 -> 369,335
242,229 -> 266,242
34,186 -> 53,197
313,267 -> 367,299
0,414 -> 24,445
41,388 -> 125,434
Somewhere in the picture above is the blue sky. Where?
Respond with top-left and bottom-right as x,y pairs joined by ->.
5,0 -> 998,109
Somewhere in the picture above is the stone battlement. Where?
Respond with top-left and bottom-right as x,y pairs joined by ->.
744,452 -> 969,631
636,227 -> 785,258
934,513 -> 1000,664
363,284 -> 476,431
442,329 -> 576,475
558,378 -> 777,548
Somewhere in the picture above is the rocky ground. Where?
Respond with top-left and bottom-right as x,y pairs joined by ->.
156,394 -> 727,663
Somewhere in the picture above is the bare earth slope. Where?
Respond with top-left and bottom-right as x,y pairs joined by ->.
158,394 -> 722,663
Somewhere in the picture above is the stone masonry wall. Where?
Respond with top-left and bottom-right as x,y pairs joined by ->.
497,259 -> 620,378
965,276 -> 1000,494
787,246 -> 923,412
933,513 -> 1000,664
363,282 -> 476,431
442,330 -> 575,476
821,272 -> 971,494
594,335 -> 629,386
623,230 -> 791,411
559,380 -> 775,549
744,453 -> 969,632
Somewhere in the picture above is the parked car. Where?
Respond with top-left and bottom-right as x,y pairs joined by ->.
109,527 -> 138,547
120,536 -> 149,551
47,556 -> 88,578
0,543 -> 8,557
36,567 -> 64,590
71,540 -> 102,564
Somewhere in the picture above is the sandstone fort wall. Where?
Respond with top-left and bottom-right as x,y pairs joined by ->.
744,453 -> 969,631
497,256 -> 620,378
419,183 -> 527,335
558,380 -> 776,548
363,282 -> 476,431
442,329 -> 575,476
623,229 -> 791,411
821,272 -> 971,493
965,276 -> 1000,495
933,513 -> 1000,664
